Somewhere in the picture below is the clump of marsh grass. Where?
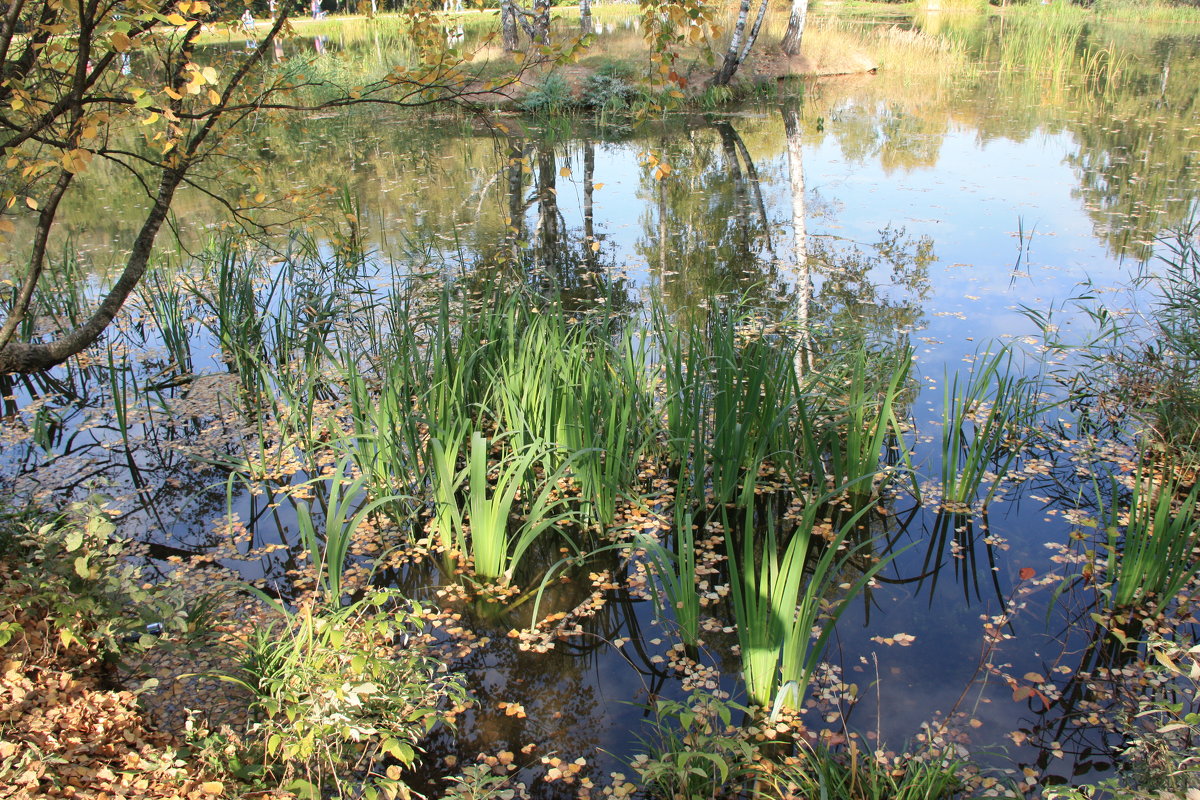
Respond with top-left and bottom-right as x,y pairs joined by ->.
724,481 -> 892,713
1098,463 -> 1200,619
938,344 -> 1047,513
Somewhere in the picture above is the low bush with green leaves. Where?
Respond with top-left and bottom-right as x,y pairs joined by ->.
216,590 -> 466,800
519,72 -> 576,114
630,689 -> 968,800
0,500 -> 185,663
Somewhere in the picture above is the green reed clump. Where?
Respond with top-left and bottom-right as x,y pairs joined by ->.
764,741 -> 967,800
560,326 -> 655,525
187,238 -> 268,401
708,317 -> 799,508
654,301 -> 707,470
1139,219 -> 1200,464
140,269 -> 195,375
293,458 -> 406,604
653,301 -> 800,508
725,482 -> 889,713
939,345 -> 1046,512
343,353 -> 429,499
639,484 -> 704,650
485,301 -> 577,453
431,431 -> 581,587
1100,463 -> 1200,618
817,344 -> 915,510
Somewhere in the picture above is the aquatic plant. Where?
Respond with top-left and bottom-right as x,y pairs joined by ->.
344,355 -> 429,499
1138,219 -> 1200,464
1100,464 -> 1200,618
725,486 -> 888,713
763,740 -> 968,800
560,327 -> 655,525
293,458 -> 405,604
707,316 -> 799,508
433,432 -> 581,587
654,302 -> 800,508
939,345 -> 1046,512
139,269 -> 195,375
814,344 -> 915,510
654,301 -> 707,471
638,494 -> 703,650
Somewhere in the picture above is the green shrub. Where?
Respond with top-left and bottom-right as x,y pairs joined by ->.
0,501 -> 185,662
519,72 -> 576,114
218,590 -> 465,799
581,63 -> 638,110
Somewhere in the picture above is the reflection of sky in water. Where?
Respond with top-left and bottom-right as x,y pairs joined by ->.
535,116 -> 1143,408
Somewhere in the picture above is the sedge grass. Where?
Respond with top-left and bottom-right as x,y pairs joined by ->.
638,489 -> 703,650
434,431 -> 582,587
725,479 -> 890,713
294,457 -> 406,604
938,345 -> 1046,512
560,326 -> 655,525
707,316 -> 800,508
1101,463 -> 1200,618
821,344 -> 915,510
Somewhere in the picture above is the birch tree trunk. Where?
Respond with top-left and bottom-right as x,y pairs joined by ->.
580,0 -> 593,37
780,0 -> 808,57
501,0 -> 519,51
710,0 -> 769,86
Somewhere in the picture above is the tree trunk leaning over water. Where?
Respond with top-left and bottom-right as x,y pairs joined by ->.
0,0 -> 514,374
780,0 -> 808,57
0,8 -> 293,374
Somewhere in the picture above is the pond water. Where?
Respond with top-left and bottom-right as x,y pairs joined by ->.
4,10 -> 1200,796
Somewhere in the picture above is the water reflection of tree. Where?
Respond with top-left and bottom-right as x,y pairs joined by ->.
471,135 -> 634,315
635,118 -> 790,320
1065,32 -> 1200,262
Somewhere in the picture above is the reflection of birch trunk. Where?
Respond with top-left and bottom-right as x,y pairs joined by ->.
536,143 -> 560,261
506,140 -> 526,264
784,106 -> 813,379
714,119 -> 774,258
584,140 -> 596,270
657,161 -> 668,278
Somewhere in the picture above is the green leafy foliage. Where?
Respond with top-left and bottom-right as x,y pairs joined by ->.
217,591 -> 465,799
0,501 -> 185,660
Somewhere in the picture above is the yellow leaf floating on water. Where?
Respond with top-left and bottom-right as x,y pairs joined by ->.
559,166 -> 571,178
497,701 -> 526,718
